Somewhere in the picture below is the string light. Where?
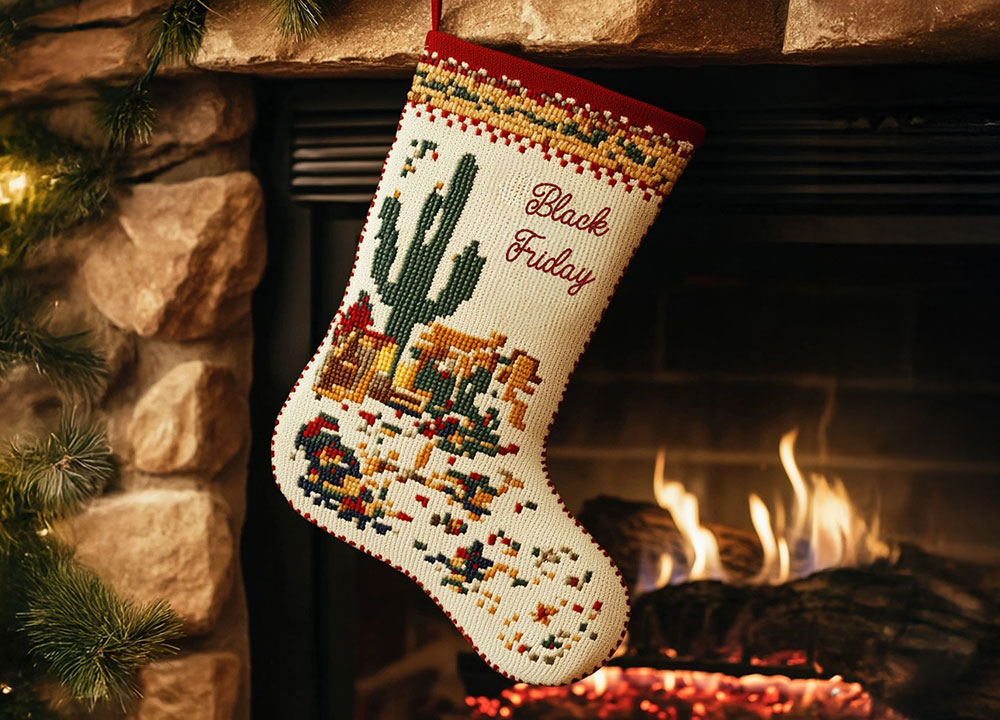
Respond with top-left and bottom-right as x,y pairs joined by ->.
0,169 -> 30,205
7,171 -> 26,192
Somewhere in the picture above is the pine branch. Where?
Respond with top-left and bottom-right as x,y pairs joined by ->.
94,0 -> 210,149
0,469 -> 25,559
21,559 -> 182,708
0,278 -> 106,397
9,415 -> 114,520
150,0 -> 208,63
270,0 -> 323,41
95,81 -> 155,150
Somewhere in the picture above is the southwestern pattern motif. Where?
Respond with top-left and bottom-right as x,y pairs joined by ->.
410,53 -> 694,195
297,148 -> 539,533
301,289 -> 540,526
286,137 -> 621,674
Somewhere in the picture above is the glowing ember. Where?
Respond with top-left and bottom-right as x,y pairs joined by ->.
467,667 -> 907,720
650,429 -> 893,587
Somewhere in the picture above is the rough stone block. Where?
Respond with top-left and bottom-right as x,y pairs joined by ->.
130,360 -> 246,475
71,488 -> 235,634
82,172 -> 266,340
129,652 -> 241,720
784,0 -> 1000,60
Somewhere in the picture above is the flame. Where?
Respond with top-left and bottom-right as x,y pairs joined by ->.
652,429 -> 892,586
653,450 -> 724,581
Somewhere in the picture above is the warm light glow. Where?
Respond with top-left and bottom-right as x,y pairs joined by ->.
0,170 -> 30,205
590,667 -> 608,696
654,552 -> 673,589
651,429 -> 893,586
467,667 -> 886,720
7,172 -> 27,193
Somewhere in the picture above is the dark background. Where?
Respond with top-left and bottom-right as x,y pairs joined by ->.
245,63 -> 1000,719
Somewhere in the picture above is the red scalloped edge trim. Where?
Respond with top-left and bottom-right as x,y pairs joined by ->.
268,93 -> 650,688
424,30 -> 706,150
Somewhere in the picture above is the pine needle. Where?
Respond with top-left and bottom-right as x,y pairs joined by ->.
95,81 -> 155,149
270,0 -> 323,41
0,278 -> 106,397
44,161 -> 112,227
150,0 -> 209,63
9,415 -> 114,519
21,560 -> 182,708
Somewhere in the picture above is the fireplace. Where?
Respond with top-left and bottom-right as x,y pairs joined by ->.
246,61 -> 1000,720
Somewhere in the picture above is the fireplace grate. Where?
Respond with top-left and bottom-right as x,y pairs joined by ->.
285,68 -> 1000,214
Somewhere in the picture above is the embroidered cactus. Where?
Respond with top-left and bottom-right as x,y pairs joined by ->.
372,153 -> 486,368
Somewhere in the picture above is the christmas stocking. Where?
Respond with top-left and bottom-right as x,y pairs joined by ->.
271,6 -> 704,685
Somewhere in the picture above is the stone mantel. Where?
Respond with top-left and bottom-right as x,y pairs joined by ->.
193,0 -> 786,76
4,0 -> 1000,103
195,0 -> 1000,76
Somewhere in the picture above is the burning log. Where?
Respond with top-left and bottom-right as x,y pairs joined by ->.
578,495 -> 765,592
580,496 -> 1000,720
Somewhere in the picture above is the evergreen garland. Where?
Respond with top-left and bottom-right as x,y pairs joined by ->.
95,0 -> 209,149
0,265 -> 183,717
0,0 -> 341,711
96,80 -> 156,149
98,0 -> 210,148
0,53 -> 182,719
3,0 -> 329,143
10,415 -> 116,518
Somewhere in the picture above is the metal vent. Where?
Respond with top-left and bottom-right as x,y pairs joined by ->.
291,110 -> 400,203
674,107 -> 1000,213
287,78 -> 1000,213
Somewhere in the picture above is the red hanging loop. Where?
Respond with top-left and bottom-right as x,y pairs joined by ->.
430,0 -> 441,31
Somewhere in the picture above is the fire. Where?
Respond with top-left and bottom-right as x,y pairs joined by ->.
651,429 -> 893,587
653,448 -> 724,581
468,667 -> 899,720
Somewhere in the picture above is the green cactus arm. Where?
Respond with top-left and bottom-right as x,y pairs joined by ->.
428,154 -> 478,253
413,188 -> 444,248
378,153 -> 484,362
431,240 -> 487,319
372,195 -> 401,303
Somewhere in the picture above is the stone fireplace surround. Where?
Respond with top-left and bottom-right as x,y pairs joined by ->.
1,1 -> 999,719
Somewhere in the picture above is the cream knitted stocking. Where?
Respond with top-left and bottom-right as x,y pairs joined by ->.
271,27 -> 703,686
